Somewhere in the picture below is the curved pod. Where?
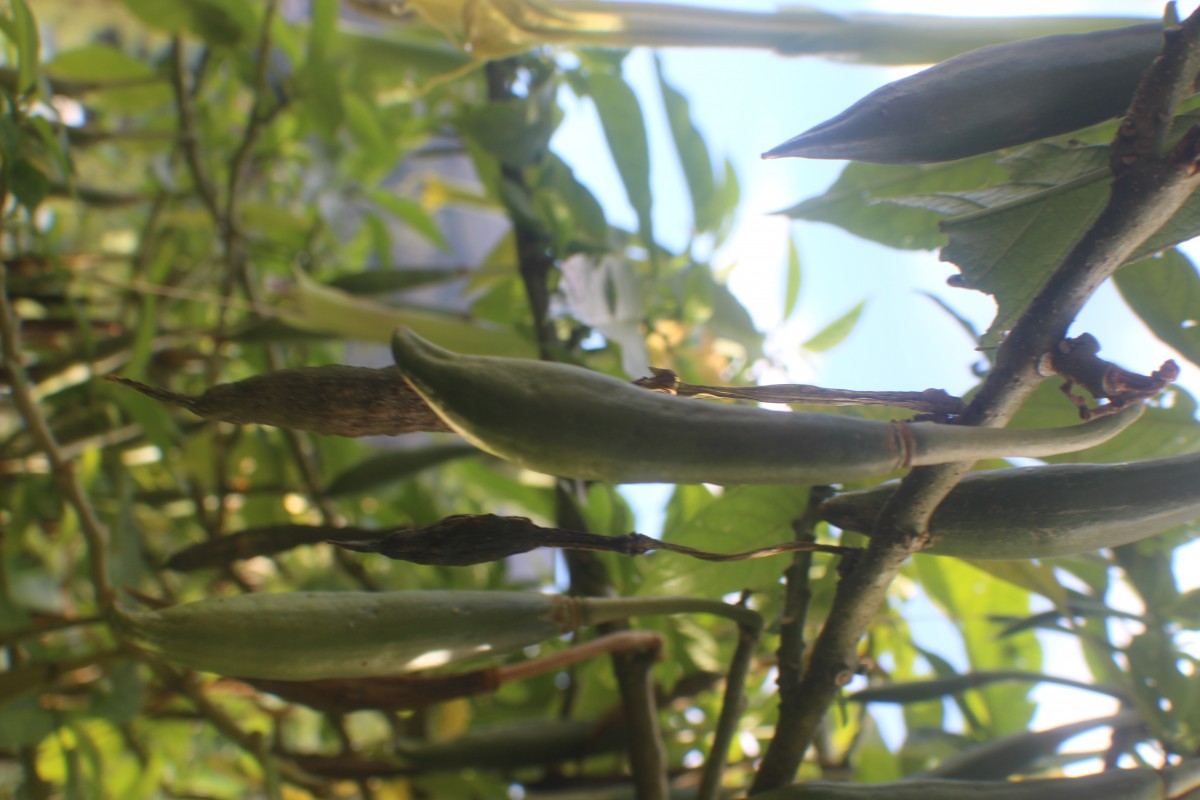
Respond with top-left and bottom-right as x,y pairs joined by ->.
764,23 -> 1163,164
748,766 -> 1174,799
113,591 -> 611,680
111,590 -> 756,680
820,451 -> 1200,559
391,330 -> 1143,485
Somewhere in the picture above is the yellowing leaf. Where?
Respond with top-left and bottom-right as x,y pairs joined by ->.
276,271 -> 535,357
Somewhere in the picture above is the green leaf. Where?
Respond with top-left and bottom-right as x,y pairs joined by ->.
643,485 -> 810,598
914,557 -> 1041,734
367,189 -> 449,251
532,153 -> 609,249
323,444 -> 481,497
47,44 -> 153,82
305,0 -> 344,140
961,560 -> 1068,605
10,157 -> 48,211
781,153 -> 1008,251
119,0 -> 255,45
0,693 -> 55,748
45,45 -> 169,111
116,0 -> 196,32
578,70 -> 656,252
456,75 -> 561,168
936,145 -> 1111,345
276,271 -> 535,357
932,142 -> 1200,346
654,55 -> 717,233
5,0 -> 38,94
783,237 -> 802,321
327,267 -> 466,295
1116,249 -> 1200,371
924,713 -> 1133,780
804,300 -> 865,353
343,92 -> 390,164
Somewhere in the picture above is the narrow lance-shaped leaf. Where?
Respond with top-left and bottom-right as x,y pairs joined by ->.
654,55 -> 718,233
849,670 -> 1123,705
783,237 -> 802,321
804,300 -> 865,353
277,271 -> 536,357
577,69 -> 657,255
306,0 -> 344,140
920,712 -> 1142,780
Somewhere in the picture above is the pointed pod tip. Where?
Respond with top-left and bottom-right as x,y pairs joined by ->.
390,327 -> 456,370
761,140 -> 797,160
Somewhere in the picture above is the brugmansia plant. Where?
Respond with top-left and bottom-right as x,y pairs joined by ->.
3,1 -> 1200,799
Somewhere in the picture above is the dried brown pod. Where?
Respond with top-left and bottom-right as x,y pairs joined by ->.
108,365 -> 449,437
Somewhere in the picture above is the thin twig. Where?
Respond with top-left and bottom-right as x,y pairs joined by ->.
485,59 -> 557,359
752,487 -> 834,788
611,643 -> 670,800
752,11 -> 1200,792
0,265 -> 114,609
168,39 -> 221,221
637,367 -> 965,416
697,619 -> 762,800
556,486 -> 670,798
332,512 -> 856,566
0,615 -> 104,650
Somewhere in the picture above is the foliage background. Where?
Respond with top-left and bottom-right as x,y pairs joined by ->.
3,1 -> 1200,798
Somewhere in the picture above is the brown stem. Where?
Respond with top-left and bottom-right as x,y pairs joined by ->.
749,487 -> 835,790
611,643 -> 670,800
332,512 -> 856,566
638,367 -> 965,416
0,265 -> 114,609
752,11 -> 1200,793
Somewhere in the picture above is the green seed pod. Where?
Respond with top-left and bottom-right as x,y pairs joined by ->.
764,23 -> 1163,164
109,590 -> 755,680
747,768 -> 1167,800
391,330 -> 1144,485
820,451 -> 1200,559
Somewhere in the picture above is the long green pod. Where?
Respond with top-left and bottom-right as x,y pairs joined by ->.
391,330 -> 1143,485
747,768 -> 1168,800
820,451 -> 1200,559
763,23 -> 1164,164
110,591 -> 756,680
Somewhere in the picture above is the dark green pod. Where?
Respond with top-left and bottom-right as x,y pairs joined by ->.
747,768 -> 1167,800
764,23 -> 1163,164
820,451 -> 1200,559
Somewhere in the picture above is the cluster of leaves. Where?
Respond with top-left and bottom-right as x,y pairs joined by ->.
3,1 -> 1200,799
